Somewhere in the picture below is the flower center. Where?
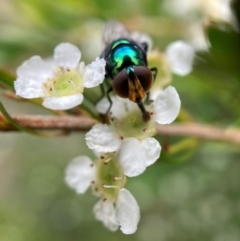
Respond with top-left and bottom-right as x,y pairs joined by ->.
112,108 -> 156,140
43,67 -> 84,97
95,154 -> 126,201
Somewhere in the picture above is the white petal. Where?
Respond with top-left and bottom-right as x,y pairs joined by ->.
116,188 -> 140,235
96,96 -> 137,119
93,199 -> 118,232
16,56 -> 53,80
141,137 -> 161,166
65,156 -> 95,194
83,57 -> 106,88
54,43 -> 81,69
116,138 -> 146,177
14,76 -> 45,98
42,94 -> 83,110
85,124 -> 121,153
153,86 -> 181,124
165,41 -> 194,76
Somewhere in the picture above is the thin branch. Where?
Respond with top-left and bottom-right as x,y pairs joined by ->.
0,114 -> 96,131
0,114 -> 240,145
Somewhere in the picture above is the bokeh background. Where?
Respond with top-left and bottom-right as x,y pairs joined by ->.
1,0 -> 240,240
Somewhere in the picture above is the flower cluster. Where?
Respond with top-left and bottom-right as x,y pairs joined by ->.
14,36 -> 194,234
65,85 -> 181,234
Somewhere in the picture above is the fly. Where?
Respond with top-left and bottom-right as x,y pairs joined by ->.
99,21 -> 157,122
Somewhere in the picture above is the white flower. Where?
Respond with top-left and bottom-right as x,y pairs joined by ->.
65,155 -> 140,234
86,86 -> 180,176
97,85 -> 181,125
14,43 -> 106,110
165,41 -> 195,76
86,124 -> 160,177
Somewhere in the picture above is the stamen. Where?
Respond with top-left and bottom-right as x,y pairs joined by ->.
119,136 -> 124,140
150,112 -> 154,115
68,78 -> 76,89
143,128 -> 147,132
66,67 -> 70,72
51,80 -> 57,95
102,183 -> 118,189
90,163 -> 94,167
94,187 -> 98,192
100,155 -> 104,159
103,157 -> 112,165
103,198 -> 107,202
113,177 -> 122,181
150,99 -> 154,103
91,180 -> 95,185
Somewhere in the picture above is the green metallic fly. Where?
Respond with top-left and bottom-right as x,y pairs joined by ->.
99,21 -> 157,122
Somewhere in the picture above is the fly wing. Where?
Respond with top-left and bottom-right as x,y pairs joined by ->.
102,20 -> 131,49
101,20 -> 152,58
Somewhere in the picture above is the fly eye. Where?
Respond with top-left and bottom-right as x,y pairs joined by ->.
134,66 -> 153,92
112,70 -> 129,98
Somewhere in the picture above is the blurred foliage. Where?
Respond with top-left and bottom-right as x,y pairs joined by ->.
1,0 -> 240,241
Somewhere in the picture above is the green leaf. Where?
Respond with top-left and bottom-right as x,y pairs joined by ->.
207,23 -> 240,80
0,68 -> 15,89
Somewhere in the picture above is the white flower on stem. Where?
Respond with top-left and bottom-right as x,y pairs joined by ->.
165,40 -> 195,76
86,85 -> 180,176
65,155 -> 140,234
14,43 -> 105,110
86,121 -> 161,177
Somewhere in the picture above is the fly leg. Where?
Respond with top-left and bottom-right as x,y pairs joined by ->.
97,86 -> 113,124
137,99 -> 151,122
150,67 -> 158,81
145,67 -> 158,104
106,87 -> 113,115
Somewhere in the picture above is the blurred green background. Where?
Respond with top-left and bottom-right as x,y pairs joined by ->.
1,0 -> 240,240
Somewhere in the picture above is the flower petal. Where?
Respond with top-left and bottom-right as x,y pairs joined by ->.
42,94 -> 83,110
16,56 -> 52,80
54,43 -> 81,69
14,76 -> 45,98
166,41 -> 194,76
116,138 -> 146,177
93,199 -> 118,232
141,137 -> 161,166
96,96 -> 137,118
153,86 -> 181,124
85,124 -> 121,153
116,188 -> 140,235
83,57 -> 106,88
65,156 -> 95,194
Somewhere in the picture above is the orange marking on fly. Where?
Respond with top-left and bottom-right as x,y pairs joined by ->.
128,78 -> 137,102
134,76 -> 145,99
